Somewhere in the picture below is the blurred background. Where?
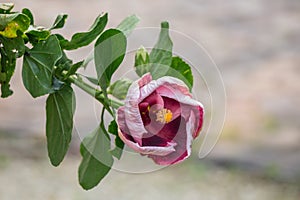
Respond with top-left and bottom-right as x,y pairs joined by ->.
0,0 -> 299,199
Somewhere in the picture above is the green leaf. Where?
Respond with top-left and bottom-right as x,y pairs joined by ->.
149,21 -> 173,67
0,33 -> 25,58
78,123 -> 113,190
65,61 -> 84,77
135,22 -> 173,78
22,35 -> 62,97
55,50 -> 72,71
60,13 -> 108,50
1,82 -> 13,98
0,3 -> 14,14
168,56 -> 193,90
0,13 -> 30,38
0,54 -> 16,98
108,78 -> 132,100
50,14 -> 68,30
0,33 -> 24,98
22,8 -> 34,25
108,120 -> 124,160
46,85 -> 75,166
134,46 -> 150,77
94,29 -> 127,95
116,14 -> 139,36
26,26 -> 50,45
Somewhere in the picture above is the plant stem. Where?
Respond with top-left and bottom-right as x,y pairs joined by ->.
67,74 -> 124,109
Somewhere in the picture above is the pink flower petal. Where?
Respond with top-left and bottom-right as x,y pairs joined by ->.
148,117 -> 188,165
123,81 -> 147,144
118,107 -> 176,156
148,110 -> 197,165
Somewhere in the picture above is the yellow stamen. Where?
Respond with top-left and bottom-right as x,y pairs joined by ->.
156,109 -> 173,124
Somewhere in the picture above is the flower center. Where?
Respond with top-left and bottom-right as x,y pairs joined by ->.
155,108 -> 173,124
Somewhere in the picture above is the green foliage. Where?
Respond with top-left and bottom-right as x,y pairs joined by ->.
0,13 -> 30,38
108,78 -> 132,100
50,14 -> 68,30
80,14 -> 140,70
22,35 -> 62,97
46,85 -> 75,166
58,13 -> 108,50
0,3 -> 14,14
108,120 -> 124,160
0,30 -> 25,97
0,53 -> 16,98
25,26 -> 50,45
169,56 -> 193,91
21,8 -> 34,25
149,22 -> 173,68
116,14 -> 139,36
134,22 -> 193,90
94,29 -> 127,96
135,46 -> 150,76
134,22 -> 173,78
79,111 -> 113,190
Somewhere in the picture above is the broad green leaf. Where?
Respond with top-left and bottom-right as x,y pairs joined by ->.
79,124 -> 113,190
108,78 -> 132,100
0,3 -> 14,14
50,14 -> 68,30
116,14 -> 139,36
94,29 -> 127,95
168,56 -> 193,91
22,8 -> 34,25
134,46 -> 150,77
60,13 -> 108,50
108,120 -> 124,160
46,85 -> 75,166
22,35 -> 62,97
0,13 -> 30,38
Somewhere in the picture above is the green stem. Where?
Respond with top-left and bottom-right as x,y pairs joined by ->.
67,74 -> 124,109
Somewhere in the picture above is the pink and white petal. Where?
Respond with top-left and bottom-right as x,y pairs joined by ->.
186,111 -> 196,157
138,73 -> 152,88
193,105 -> 204,138
139,80 -> 161,102
156,76 -> 192,97
180,103 -> 204,138
123,82 -> 148,143
156,84 -> 204,132
118,130 -> 176,156
156,84 -> 203,108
